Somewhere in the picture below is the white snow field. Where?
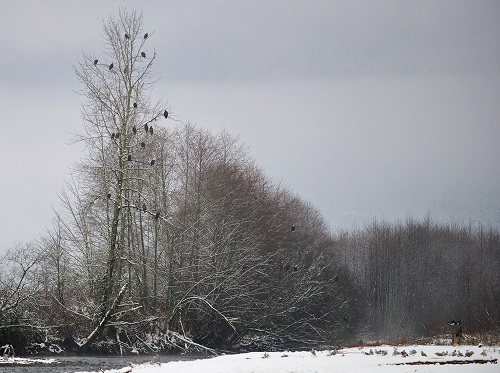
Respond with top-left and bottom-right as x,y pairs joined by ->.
76,344 -> 498,373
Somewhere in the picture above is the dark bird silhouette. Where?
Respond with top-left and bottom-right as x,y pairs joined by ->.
133,102 -> 138,108
143,203 -> 147,212
448,320 -> 461,326
141,51 -> 146,58
132,126 -> 137,134
115,132 -> 120,139
293,266 -> 298,272
150,159 -> 155,166
93,59 -> 98,65
144,124 -> 149,132
107,193 -> 111,199
291,224 -> 296,231
111,133 -> 115,139
125,33 -> 130,39
149,126 -> 153,135
144,33 -> 148,39
164,110 -> 169,118
109,63 -> 114,70
155,212 -> 160,220
141,142 -> 146,148
127,154 -> 132,161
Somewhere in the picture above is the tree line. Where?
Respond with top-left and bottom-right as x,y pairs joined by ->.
1,10 -> 498,354
335,218 -> 500,342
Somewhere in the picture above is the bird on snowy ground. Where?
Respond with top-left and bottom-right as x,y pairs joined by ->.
421,350 -> 427,357
310,348 -> 316,357
2,345 -> 14,359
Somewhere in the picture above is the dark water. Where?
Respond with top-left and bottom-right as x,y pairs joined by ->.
0,355 -> 203,373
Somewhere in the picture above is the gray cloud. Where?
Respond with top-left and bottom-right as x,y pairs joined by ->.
1,0 -> 499,249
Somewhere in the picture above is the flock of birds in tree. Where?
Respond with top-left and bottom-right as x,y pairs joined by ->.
92,32 -> 150,71
100,31 -> 167,220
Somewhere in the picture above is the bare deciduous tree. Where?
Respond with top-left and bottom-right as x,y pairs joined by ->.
72,8 -> 171,346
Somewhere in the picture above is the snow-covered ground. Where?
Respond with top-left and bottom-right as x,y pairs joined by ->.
74,344 -> 498,373
0,356 -> 57,365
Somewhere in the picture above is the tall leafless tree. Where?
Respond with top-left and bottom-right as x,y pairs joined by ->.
72,9 -> 171,346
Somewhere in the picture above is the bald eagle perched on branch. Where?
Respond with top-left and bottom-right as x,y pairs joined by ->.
144,33 -> 148,39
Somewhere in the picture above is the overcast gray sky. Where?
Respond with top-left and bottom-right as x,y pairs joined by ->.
1,0 -> 500,250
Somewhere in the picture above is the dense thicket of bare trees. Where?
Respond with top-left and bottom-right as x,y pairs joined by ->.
3,118 -> 349,353
1,10 -> 499,355
335,218 -> 500,342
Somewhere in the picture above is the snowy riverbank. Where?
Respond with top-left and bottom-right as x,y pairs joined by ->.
75,344 -> 498,373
